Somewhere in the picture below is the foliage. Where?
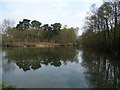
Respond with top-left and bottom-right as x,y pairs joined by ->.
2,19 -> 78,43
80,1 -> 120,53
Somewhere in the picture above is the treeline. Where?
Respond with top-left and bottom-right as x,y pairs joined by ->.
2,19 -> 78,43
81,1 -> 120,53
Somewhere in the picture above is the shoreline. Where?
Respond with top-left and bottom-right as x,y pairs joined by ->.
2,42 -> 80,47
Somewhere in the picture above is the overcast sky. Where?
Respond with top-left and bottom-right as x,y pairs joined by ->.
0,0 -> 103,35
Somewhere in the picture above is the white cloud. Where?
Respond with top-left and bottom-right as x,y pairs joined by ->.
1,0 -> 101,3
0,0 -> 103,35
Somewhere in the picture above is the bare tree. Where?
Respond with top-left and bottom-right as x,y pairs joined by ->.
1,19 -> 15,34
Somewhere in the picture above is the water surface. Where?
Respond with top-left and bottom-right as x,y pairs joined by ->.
2,47 -> 120,88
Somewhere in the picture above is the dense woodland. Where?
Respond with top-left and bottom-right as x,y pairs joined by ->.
1,1 -> 120,53
1,19 -> 78,44
80,1 -> 120,53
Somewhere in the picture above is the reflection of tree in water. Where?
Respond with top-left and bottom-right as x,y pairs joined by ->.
81,49 -> 120,88
2,59 -> 15,73
2,47 -> 78,71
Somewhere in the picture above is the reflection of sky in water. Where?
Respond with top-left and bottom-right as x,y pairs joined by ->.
2,47 -> 120,88
2,50 -> 88,88
3,61 -> 88,88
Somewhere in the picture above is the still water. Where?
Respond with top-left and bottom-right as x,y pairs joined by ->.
2,47 -> 120,88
